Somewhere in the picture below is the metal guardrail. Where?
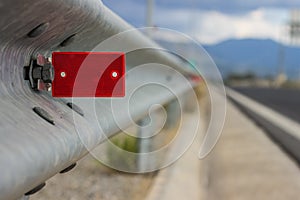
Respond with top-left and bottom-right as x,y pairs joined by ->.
0,0 -> 198,199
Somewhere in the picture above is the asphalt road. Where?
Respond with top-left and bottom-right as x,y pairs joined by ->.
233,87 -> 300,123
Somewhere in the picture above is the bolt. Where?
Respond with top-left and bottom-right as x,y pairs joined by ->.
45,83 -> 52,92
60,72 -> 66,78
23,66 -> 30,80
112,71 -> 118,78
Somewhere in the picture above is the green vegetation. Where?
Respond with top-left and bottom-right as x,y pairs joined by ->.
110,134 -> 139,153
281,80 -> 300,89
107,133 -> 139,171
226,72 -> 256,81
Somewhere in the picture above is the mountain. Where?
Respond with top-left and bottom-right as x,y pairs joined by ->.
155,37 -> 300,79
203,39 -> 300,79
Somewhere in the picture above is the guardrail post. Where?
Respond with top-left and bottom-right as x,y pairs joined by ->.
165,99 -> 181,129
137,116 -> 154,172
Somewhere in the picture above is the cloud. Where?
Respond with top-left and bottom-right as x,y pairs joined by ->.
102,1 -> 290,44
192,8 -> 289,44
152,0 -> 300,13
103,0 -> 300,15
151,7 -> 289,44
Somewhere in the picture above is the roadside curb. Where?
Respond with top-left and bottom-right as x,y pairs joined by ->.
145,113 -> 206,200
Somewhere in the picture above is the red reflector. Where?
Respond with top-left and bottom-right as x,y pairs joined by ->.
52,52 -> 125,97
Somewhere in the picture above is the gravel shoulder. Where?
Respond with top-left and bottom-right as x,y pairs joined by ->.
31,154 -> 155,200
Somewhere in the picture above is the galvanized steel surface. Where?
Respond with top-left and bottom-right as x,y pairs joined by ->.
0,0 -> 196,199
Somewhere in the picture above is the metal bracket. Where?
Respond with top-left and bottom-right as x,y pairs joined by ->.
24,54 -> 53,91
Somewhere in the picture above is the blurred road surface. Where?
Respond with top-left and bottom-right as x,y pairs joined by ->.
233,87 -> 300,123
228,86 -> 300,164
206,100 -> 300,200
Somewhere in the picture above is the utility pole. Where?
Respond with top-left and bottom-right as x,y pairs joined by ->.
290,9 -> 300,45
146,0 -> 154,27
289,9 -> 300,82
275,9 -> 300,86
275,43 -> 286,87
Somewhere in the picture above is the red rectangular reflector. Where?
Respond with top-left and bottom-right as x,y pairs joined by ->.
52,52 -> 125,97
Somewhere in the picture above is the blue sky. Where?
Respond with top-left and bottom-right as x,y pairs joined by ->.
102,0 -> 300,44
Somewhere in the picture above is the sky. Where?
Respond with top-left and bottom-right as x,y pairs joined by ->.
102,0 -> 300,45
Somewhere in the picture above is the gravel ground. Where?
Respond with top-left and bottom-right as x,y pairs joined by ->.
30,154 -> 155,200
